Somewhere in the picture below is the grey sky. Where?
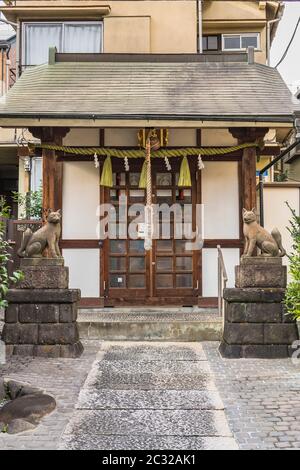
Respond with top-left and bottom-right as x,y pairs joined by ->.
271,1 -> 300,92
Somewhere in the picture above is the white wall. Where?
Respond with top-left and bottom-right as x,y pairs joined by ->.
62,161 -> 100,239
264,186 -> 300,277
201,161 -> 239,239
202,248 -> 240,297
62,161 -> 100,298
63,249 -> 100,298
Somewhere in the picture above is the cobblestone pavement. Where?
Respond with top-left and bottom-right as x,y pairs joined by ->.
203,342 -> 300,450
1,340 -> 300,450
0,340 -> 99,450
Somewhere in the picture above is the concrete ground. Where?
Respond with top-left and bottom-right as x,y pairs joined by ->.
1,340 -> 300,450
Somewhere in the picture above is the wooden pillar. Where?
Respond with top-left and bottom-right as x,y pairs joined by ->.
29,127 -> 70,219
229,127 -> 269,210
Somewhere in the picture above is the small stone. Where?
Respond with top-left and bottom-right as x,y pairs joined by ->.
6,380 -> 42,399
7,419 -> 36,434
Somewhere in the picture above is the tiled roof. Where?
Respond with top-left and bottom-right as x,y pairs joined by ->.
0,56 -> 298,122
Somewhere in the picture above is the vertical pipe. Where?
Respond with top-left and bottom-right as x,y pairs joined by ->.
198,0 -> 203,54
259,174 -> 264,227
16,19 -> 20,78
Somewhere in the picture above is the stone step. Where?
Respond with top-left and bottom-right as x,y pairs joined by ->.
78,308 -> 222,342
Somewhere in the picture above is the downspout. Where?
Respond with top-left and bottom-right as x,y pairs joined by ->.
266,4 -> 283,66
197,0 -> 203,54
266,18 -> 280,66
16,19 -> 20,78
259,131 -> 300,227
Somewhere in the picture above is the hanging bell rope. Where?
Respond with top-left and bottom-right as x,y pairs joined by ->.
144,130 -> 154,251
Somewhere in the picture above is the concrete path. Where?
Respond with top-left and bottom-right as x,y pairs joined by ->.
60,342 -> 238,450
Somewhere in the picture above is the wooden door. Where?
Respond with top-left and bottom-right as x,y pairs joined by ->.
152,165 -> 199,302
103,158 -> 200,305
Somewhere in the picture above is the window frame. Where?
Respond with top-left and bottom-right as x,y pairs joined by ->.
202,34 -> 221,52
22,20 -> 103,67
221,33 -> 260,52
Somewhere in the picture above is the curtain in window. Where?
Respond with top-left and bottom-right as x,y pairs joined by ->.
64,24 -> 102,53
25,24 -> 62,66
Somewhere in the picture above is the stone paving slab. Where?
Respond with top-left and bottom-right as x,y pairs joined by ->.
91,370 -> 215,390
60,434 -> 238,451
77,389 -> 224,410
96,359 -> 212,375
100,342 -> 207,361
61,408 -> 232,438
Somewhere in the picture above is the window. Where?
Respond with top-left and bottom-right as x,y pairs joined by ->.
202,35 -> 220,51
23,22 -> 103,66
222,33 -> 260,51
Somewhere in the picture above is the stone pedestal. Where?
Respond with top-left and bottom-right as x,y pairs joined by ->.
220,257 -> 299,359
2,259 -> 83,358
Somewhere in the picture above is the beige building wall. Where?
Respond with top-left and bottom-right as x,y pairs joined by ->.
105,1 -> 197,53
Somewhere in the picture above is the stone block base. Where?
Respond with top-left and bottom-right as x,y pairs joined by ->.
2,288 -> 83,358
219,287 -> 299,359
235,257 -> 287,288
18,258 -> 69,290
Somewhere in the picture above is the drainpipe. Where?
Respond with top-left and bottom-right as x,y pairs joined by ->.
259,126 -> 300,227
197,0 -> 203,54
266,16 -> 282,66
16,19 -> 20,78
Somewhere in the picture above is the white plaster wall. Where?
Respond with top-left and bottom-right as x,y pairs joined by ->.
264,186 -> 300,277
62,162 -> 99,239
63,249 -> 100,298
202,161 -> 239,239
202,248 -> 240,297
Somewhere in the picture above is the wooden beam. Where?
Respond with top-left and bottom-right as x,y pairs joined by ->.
229,127 -> 269,210
29,127 -> 70,218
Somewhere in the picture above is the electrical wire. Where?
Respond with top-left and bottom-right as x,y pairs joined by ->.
275,16 -> 300,68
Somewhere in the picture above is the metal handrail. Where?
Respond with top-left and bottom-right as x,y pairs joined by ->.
217,245 -> 228,322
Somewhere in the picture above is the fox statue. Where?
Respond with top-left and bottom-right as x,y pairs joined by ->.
243,208 -> 286,258
18,210 -> 62,259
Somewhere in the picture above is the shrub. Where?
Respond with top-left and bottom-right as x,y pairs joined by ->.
284,202 -> 300,319
0,197 -> 23,308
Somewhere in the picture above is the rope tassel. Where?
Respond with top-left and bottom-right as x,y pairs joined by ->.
178,156 -> 192,187
139,159 -> 147,189
100,156 -> 113,187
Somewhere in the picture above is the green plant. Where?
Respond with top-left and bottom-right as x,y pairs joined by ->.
12,188 -> 43,220
274,170 -> 288,182
284,202 -> 300,319
0,197 -> 24,308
